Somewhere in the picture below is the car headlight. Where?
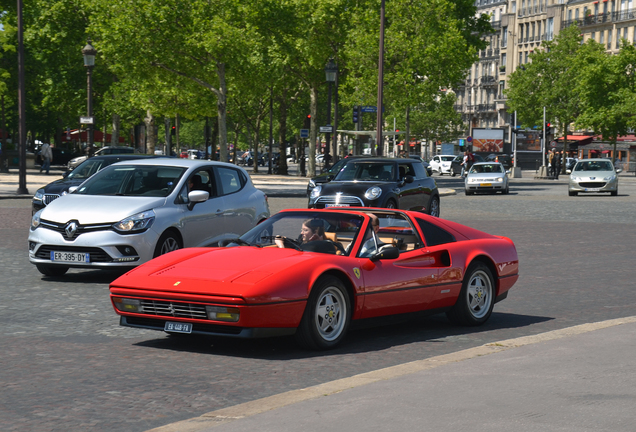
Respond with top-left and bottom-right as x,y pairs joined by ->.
34,188 -> 45,201
31,210 -> 42,230
310,185 -> 322,199
308,179 -> 316,188
495,177 -> 503,182
603,175 -> 616,181
112,297 -> 142,313
206,305 -> 240,322
112,210 -> 155,233
571,176 -> 581,182
365,186 -> 382,200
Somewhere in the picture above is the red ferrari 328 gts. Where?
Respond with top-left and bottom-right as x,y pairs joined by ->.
109,208 -> 519,350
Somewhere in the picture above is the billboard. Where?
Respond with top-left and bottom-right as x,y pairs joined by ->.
471,128 -> 504,153
515,130 -> 541,152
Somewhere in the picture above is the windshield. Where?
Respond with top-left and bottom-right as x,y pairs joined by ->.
334,162 -> 396,181
441,156 -> 455,161
327,158 -> 348,174
574,161 -> 614,172
75,164 -> 186,196
237,211 -> 364,255
67,159 -> 109,180
470,164 -> 503,174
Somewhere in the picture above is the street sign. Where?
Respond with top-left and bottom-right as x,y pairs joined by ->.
467,136 -> 473,142
361,106 -> 377,113
550,141 -> 557,148
80,116 -> 94,125
319,125 -> 333,133
300,129 -> 309,138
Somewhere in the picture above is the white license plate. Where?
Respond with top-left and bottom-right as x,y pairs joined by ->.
585,188 -> 600,192
164,321 -> 193,334
326,204 -> 350,207
51,251 -> 89,263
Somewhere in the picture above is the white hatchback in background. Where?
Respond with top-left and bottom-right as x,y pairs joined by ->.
568,159 -> 620,196
428,155 -> 455,175
28,159 -> 270,276
464,162 -> 509,195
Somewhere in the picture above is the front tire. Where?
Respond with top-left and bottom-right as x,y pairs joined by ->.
154,230 -> 182,258
36,264 -> 69,277
385,199 -> 397,210
450,167 -> 456,177
611,189 -> 618,196
296,276 -> 350,350
447,262 -> 495,326
568,190 -> 577,196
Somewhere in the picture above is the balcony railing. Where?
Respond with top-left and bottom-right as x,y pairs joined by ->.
476,104 -> 496,112
561,9 -> 636,30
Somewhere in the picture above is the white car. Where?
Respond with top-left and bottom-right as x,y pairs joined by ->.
428,155 -> 455,175
568,159 -> 619,196
28,159 -> 270,276
464,162 -> 509,195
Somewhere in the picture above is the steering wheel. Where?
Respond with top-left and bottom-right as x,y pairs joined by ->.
265,235 -> 303,250
327,240 -> 346,255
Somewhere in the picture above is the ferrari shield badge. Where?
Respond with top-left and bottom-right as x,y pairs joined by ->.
353,268 -> 361,279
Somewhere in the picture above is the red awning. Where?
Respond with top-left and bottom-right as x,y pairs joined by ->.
557,135 -> 593,142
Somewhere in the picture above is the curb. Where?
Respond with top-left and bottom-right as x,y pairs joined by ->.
147,316 -> 636,432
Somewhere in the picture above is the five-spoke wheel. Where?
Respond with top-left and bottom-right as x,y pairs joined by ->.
447,262 -> 495,326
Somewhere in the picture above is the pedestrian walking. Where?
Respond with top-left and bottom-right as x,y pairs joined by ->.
40,143 -> 53,175
461,151 -> 468,177
549,150 -> 556,178
554,151 -> 561,180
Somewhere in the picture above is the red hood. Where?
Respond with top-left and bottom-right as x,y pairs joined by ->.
110,247 -> 316,302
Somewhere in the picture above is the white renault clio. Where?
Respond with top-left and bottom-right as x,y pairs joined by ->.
28,159 -> 270,276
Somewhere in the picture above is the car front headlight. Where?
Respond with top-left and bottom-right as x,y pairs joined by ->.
495,177 -> 503,182
365,186 -> 382,200
34,188 -> 45,201
603,175 -> 616,181
31,210 -> 42,230
112,210 -> 155,234
571,176 -> 581,182
310,185 -> 322,199
112,297 -> 142,313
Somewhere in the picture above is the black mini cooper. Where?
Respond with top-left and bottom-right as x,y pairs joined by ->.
308,158 -> 440,217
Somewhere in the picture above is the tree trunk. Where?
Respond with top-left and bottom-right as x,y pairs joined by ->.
308,87 -> 318,177
216,62 -> 228,164
143,111 -> 156,155
277,90 -> 289,176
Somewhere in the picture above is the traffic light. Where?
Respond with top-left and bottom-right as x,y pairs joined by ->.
304,114 -> 311,129
171,125 -> 176,136
545,122 -> 552,135
353,106 -> 359,123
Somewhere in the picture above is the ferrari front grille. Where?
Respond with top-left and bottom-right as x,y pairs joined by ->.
140,300 -> 208,319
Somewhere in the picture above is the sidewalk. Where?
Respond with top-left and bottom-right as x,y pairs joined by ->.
150,317 -> 636,432
0,167 -> 458,199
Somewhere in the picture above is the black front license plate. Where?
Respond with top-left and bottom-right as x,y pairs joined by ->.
164,321 -> 193,334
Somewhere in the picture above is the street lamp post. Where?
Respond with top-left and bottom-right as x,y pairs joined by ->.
325,58 -> 337,170
82,40 -> 96,157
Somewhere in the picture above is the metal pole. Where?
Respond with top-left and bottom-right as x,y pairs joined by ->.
325,81 -> 332,169
17,0 -> 28,194
87,65 -> 93,156
542,106 -> 546,167
375,0 -> 385,156
513,111 -> 517,168
332,72 -> 339,163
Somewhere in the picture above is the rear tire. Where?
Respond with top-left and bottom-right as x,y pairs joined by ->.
36,264 -> 69,277
296,276 -> 350,350
446,262 -> 495,326
427,196 -> 440,217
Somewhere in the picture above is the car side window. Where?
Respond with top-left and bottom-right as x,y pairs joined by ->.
188,169 -> 215,197
416,219 -> 456,247
398,163 -> 416,178
410,162 -> 428,179
216,167 -> 243,196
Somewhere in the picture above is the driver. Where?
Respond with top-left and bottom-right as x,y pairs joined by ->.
275,218 -> 325,248
359,214 -> 384,257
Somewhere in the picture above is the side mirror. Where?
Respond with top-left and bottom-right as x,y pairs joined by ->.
616,168 -> 623,174
187,190 -> 209,210
62,171 -> 69,178
68,186 -> 78,194
370,245 -> 400,262
400,175 -> 414,185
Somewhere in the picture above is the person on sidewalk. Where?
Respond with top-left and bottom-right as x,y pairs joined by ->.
40,143 -> 53,175
554,151 -> 561,180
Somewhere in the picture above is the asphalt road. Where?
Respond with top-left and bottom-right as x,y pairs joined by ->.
1,174 -> 636,431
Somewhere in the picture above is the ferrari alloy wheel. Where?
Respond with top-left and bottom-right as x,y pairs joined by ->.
36,264 -> 69,277
427,196 -> 440,217
296,276 -> 350,350
154,231 -> 182,258
446,262 -> 495,326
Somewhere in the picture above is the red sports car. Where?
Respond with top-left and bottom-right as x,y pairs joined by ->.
110,209 -> 519,350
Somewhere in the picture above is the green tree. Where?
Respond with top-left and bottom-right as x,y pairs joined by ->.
507,25 -> 584,166
576,40 -> 636,163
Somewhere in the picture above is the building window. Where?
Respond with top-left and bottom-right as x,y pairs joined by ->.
575,9 -> 579,20
502,26 -> 508,47
600,30 -> 605,44
633,26 -> 636,43
591,31 -> 596,41
608,29 -> 612,48
547,17 -> 554,40
512,1 -> 516,13
519,52 -> 523,65
568,9 -> 572,20
594,3 -> 599,15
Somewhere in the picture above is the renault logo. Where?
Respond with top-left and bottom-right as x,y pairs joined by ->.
65,221 -> 79,239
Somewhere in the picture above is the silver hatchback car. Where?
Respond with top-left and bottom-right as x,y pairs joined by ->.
28,159 -> 270,276
568,159 -> 619,196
